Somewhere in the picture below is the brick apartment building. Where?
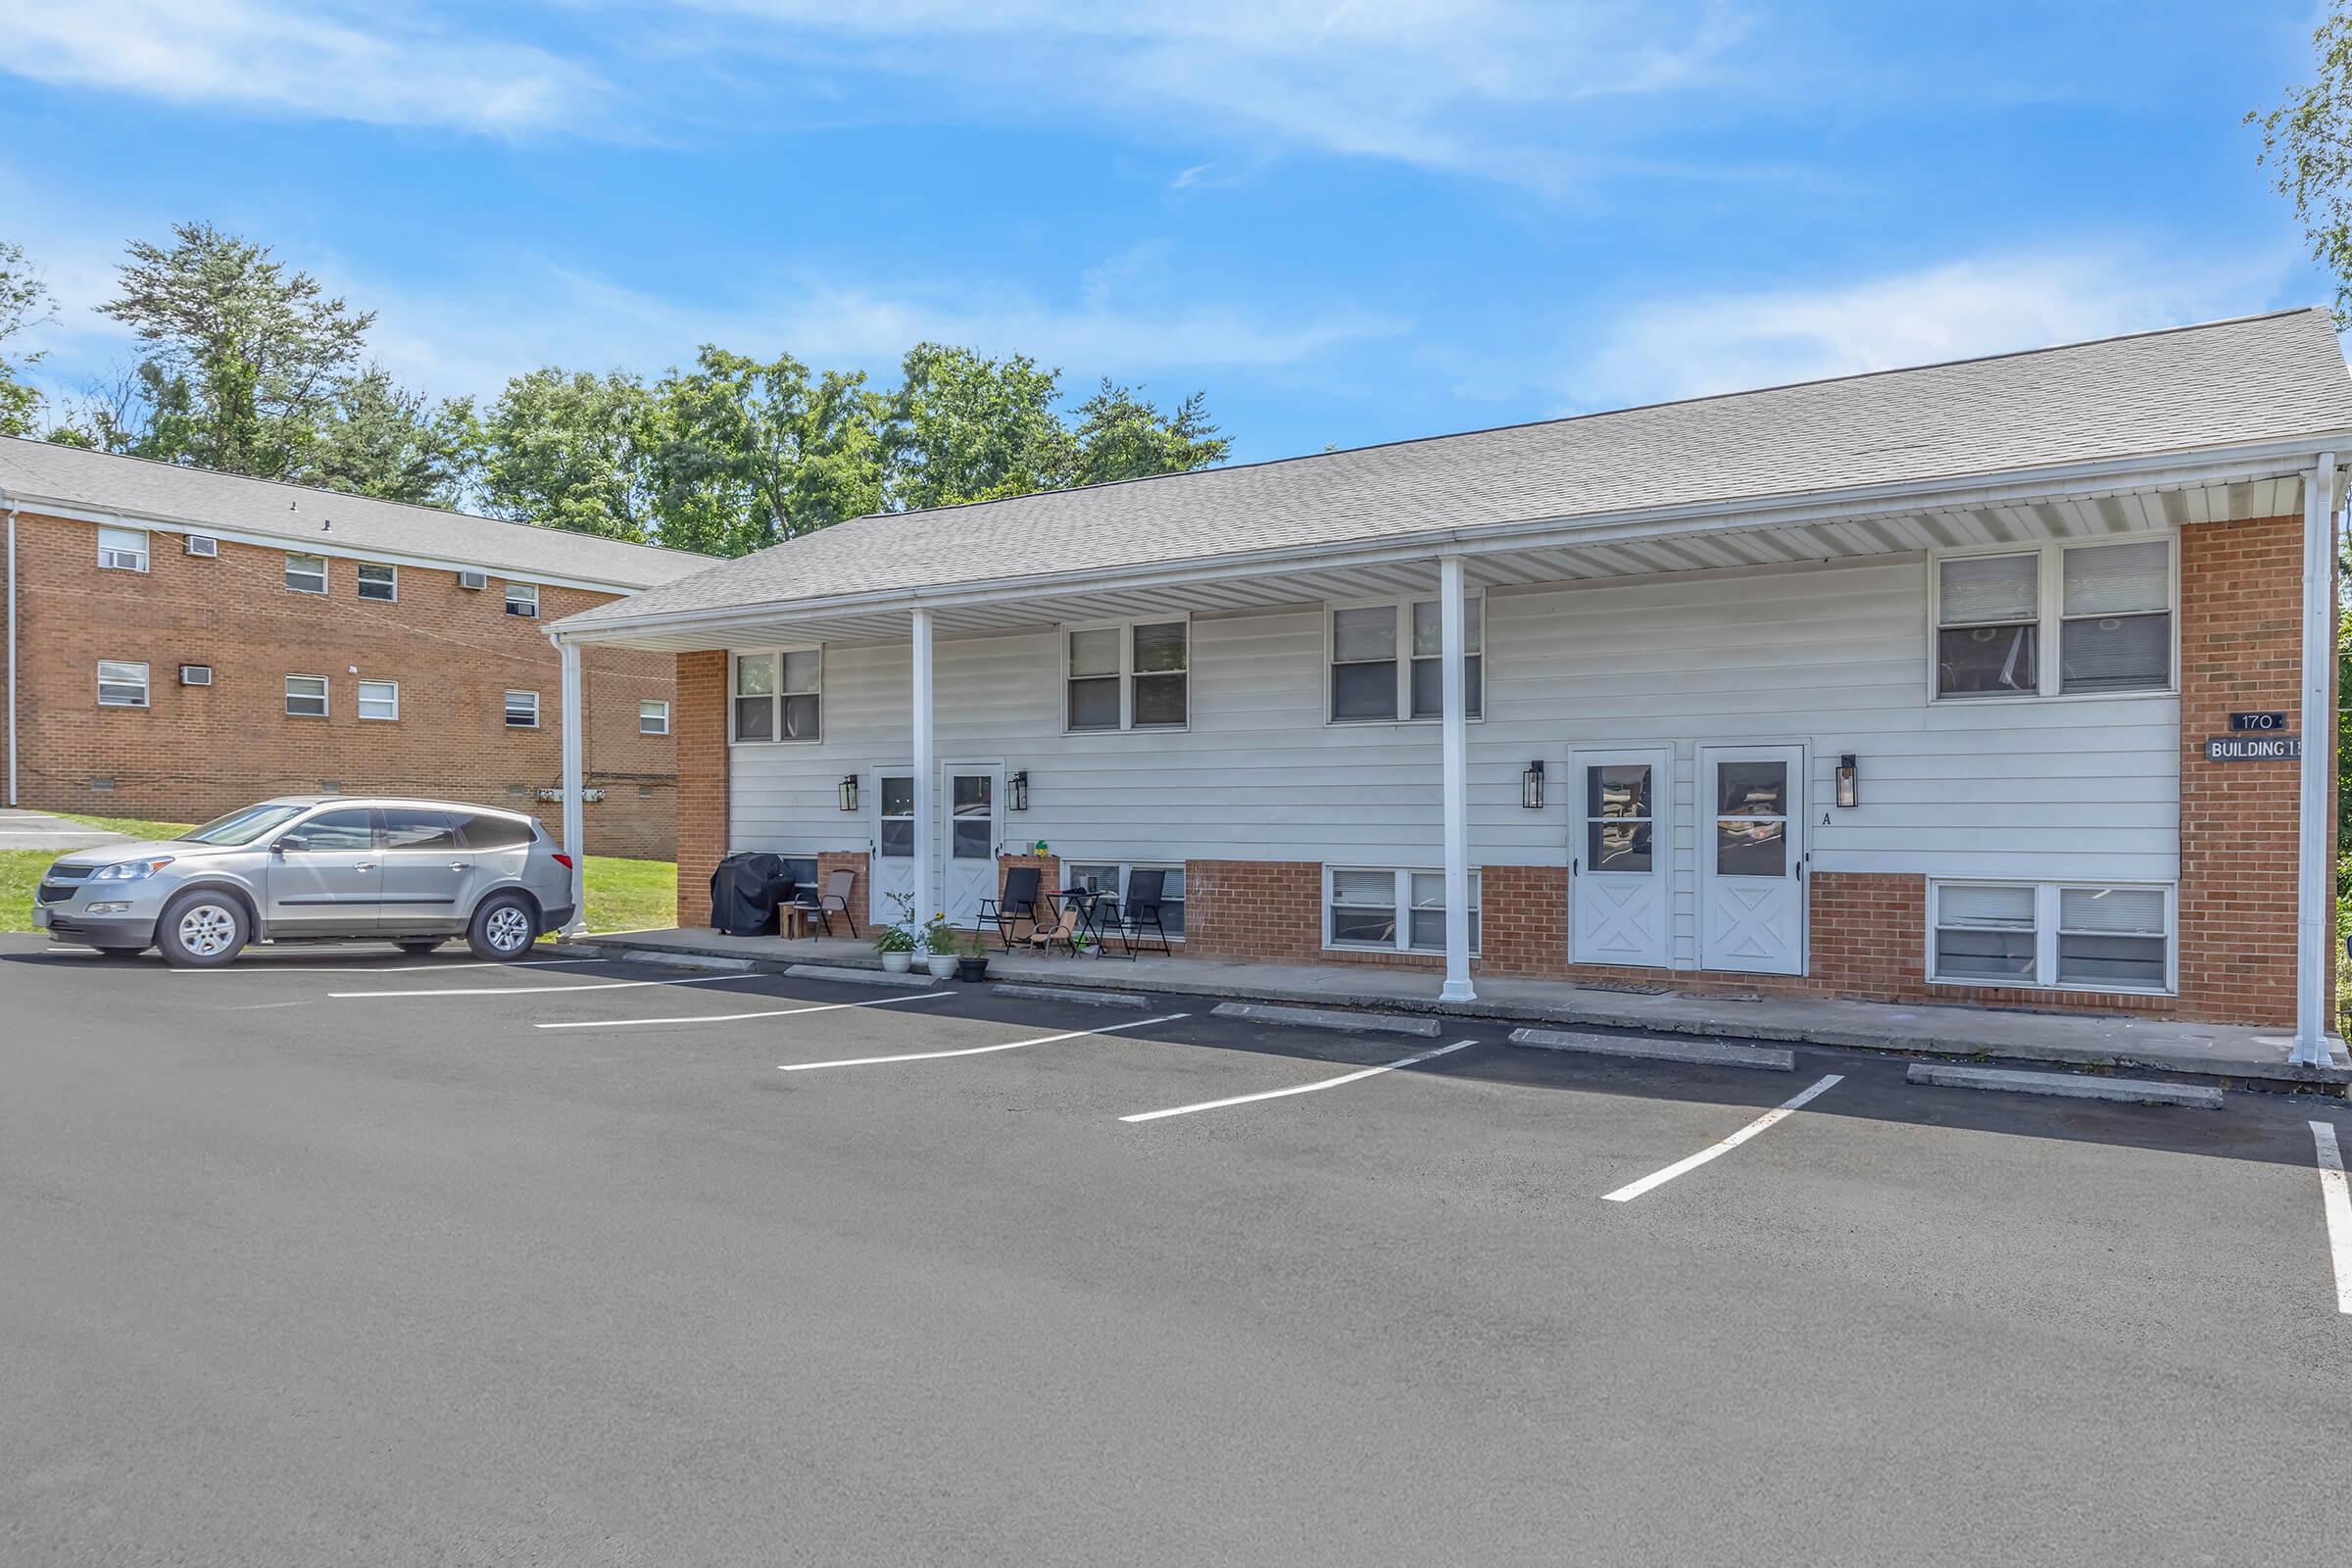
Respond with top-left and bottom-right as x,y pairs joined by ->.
548,310 -> 2349,1059
0,439 -> 715,858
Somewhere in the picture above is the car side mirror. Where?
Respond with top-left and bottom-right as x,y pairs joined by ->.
272,834 -> 310,855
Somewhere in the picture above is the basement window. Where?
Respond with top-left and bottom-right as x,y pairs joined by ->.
1929,880 -> 2173,994
1064,862 -> 1187,937
1325,866 -> 1480,955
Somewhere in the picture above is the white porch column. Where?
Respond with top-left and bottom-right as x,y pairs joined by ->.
2292,452 -> 2337,1066
910,608 -> 936,931
1439,555 -> 1476,1003
557,636 -> 587,935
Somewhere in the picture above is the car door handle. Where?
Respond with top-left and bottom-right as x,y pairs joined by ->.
448,861 -> 472,871
354,862 -> 377,872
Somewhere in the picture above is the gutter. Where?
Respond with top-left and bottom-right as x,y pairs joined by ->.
548,431 -> 2352,645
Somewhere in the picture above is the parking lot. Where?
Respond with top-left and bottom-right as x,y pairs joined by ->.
4,930 -> 2348,1566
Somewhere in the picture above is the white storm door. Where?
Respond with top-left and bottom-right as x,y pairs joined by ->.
1698,744 -> 1805,976
939,764 -> 1004,929
1570,748 -> 1670,968
872,768 -> 917,925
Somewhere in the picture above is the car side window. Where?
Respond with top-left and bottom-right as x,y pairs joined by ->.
296,808 -> 376,852
455,813 -> 532,851
379,808 -> 459,851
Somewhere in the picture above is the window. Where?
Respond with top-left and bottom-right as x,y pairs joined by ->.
455,812 -> 533,850
285,553 -> 327,594
357,679 -> 400,721
1064,619 -> 1188,731
1329,598 -> 1482,722
1935,539 -> 2172,700
294,808 -> 375,853
379,808 -> 458,851
639,699 -> 670,735
358,562 -> 397,602
505,581 -> 538,617
731,650 -> 819,742
97,660 -> 150,708
1929,881 -> 2172,993
1065,862 -> 1187,937
1325,866 -> 1481,954
98,526 -> 148,572
505,689 -> 539,728
284,674 -> 328,716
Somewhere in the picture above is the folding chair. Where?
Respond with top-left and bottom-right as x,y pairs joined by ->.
1111,868 -> 1173,956
792,867 -> 859,939
1027,901 -> 1082,957
977,865 -> 1044,952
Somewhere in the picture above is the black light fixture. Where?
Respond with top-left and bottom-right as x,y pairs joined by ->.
1836,754 -> 1858,808
838,773 -> 859,811
1521,760 -> 1545,810
1008,770 -> 1030,811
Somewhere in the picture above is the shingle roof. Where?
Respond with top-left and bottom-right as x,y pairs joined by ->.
0,437 -> 714,590
560,307 -> 2352,628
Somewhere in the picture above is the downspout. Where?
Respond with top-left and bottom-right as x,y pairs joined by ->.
5,492 -> 18,808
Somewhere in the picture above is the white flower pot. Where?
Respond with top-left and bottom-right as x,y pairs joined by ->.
924,953 -> 958,979
880,952 -> 914,974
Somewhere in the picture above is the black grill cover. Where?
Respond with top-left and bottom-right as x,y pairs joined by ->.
709,852 -> 788,936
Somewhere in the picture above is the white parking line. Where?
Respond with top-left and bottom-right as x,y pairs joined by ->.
180,958 -> 612,976
538,991 -> 955,1030
1602,1073 -> 1844,1203
2314,1122 -> 2352,1316
329,973 -> 756,1000
781,1012 -> 1189,1072
1120,1040 -> 1476,1123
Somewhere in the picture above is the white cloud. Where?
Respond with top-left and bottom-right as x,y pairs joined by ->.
0,2 -> 604,135
1567,249 -> 2308,410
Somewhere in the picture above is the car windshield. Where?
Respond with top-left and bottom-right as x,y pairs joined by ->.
178,803 -> 310,846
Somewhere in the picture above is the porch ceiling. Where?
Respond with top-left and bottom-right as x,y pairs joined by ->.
570,471 -> 2304,653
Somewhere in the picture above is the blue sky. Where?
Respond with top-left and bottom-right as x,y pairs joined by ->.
0,1 -> 2340,466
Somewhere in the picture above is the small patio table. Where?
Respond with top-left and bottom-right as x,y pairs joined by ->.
1051,887 -> 1127,958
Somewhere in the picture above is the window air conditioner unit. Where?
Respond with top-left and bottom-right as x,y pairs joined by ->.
179,664 -> 213,686
458,570 -> 487,591
184,534 -> 219,558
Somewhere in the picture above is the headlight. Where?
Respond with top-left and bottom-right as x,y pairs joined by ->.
89,858 -> 173,882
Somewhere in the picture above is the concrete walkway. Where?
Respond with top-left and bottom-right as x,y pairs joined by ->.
0,809 -> 132,853
569,925 -> 2352,1093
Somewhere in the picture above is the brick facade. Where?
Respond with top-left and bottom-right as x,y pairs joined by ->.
673,651 -> 730,926
6,509 -> 680,858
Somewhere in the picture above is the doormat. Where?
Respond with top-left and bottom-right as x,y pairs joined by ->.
1570,981 -> 1671,996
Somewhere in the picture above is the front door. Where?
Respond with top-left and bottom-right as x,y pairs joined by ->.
1697,745 -> 1805,975
263,806 -> 383,933
1570,748 -> 1671,968
940,764 -> 1003,930
872,770 -> 917,927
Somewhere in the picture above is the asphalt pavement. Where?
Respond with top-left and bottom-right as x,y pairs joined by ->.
2,932 -> 2345,1566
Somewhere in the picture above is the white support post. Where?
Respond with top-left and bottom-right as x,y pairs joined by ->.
557,636 -> 587,936
910,608 -> 936,935
1439,555 -> 1476,1004
2292,453 -> 2338,1066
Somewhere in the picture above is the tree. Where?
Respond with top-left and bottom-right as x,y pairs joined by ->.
0,239 -> 56,437
477,368 -> 658,542
646,347 -> 887,556
1068,379 -> 1230,487
884,342 -> 1076,511
2251,3 -> 2352,324
309,368 -> 479,508
92,221 -> 375,478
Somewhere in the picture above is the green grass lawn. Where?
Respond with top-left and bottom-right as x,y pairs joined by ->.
2,811 -> 676,937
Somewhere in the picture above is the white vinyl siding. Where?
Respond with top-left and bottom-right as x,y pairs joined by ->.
639,699 -> 670,735
505,581 -> 539,617
732,650 -> 819,743
98,526 -> 149,572
358,562 -> 397,602
97,660 -> 150,708
505,690 -> 539,728
284,674 -> 328,716
285,553 -> 327,594
358,679 -> 400,720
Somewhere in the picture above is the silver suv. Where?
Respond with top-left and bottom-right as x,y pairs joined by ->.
31,797 -> 578,967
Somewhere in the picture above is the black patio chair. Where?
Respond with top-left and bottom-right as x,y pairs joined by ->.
1109,868 -> 1172,957
977,865 -> 1046,952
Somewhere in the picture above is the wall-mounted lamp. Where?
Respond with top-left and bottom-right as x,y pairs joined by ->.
1836,754 -> 1858,808
838,773 -> 859,812
1008,770 -> 1029,811
1521,760 -> 1545,810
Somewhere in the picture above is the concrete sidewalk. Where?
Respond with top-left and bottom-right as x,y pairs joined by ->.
566,926 -> 2352,1093
0,809 -> 132,853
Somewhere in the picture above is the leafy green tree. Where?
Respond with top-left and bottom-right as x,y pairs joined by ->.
2250,3 -> 2352,323
477,368 -> 658,542
884,342 -> 1077,510
309,368 -> 479,508
0,239 -> 55,437
1068,378 -> 1230,487
646,347 -> 887,556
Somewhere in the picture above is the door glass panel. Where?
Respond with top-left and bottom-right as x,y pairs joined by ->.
299,809 -> 375,853
379,808 -> 457,851
1715,761 -> 1787,816
879,776 -> 914,858
952,821 -> 993,858
1714,819 -> 1786,877
953,775 -> 991,814
1588,820 -> 1653,873
1589,764 -> 1651,817
951,775 -> 992,859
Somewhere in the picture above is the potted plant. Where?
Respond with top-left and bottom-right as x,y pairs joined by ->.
920,912 -> 960,979
955,929 -> 991,983
875,892 -> 918,973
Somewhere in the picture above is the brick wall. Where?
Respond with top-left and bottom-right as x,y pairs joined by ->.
9,510 -> 679,858
994,853 -> 1059,941
1179,859 -> 1324,961
2177,514 -> 2310,1027
673,651 -> 730,926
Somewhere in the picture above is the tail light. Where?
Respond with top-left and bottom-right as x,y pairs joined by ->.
552,853 -> 574,870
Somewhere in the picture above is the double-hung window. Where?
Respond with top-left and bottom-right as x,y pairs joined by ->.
97,660 -> 150,708
98,526 -> 149,572
505,581 -> 539,617
358,563 -> 397,602
1064,862 -> 1187,936
1064,619 -> 1188,731
1935,539 -> 2171,700
1930,881 -> 2172,993
1329,598 -> 1482,722
284,674 -> 329,717
357,679 -> 400,720
639,699 -> 670,735
732,651 -> 819,742
285,553 -> 327,594
505,690 -> 539,728
1325,866 -> 1481,954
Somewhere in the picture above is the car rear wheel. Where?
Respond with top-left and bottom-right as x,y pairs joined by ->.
157,890 -> 249,968
395,938 -> 447,956
466,892 -> 538,962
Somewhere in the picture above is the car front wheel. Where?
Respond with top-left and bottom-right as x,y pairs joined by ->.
157,890 -> 249,968
466,892 -> 538,961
